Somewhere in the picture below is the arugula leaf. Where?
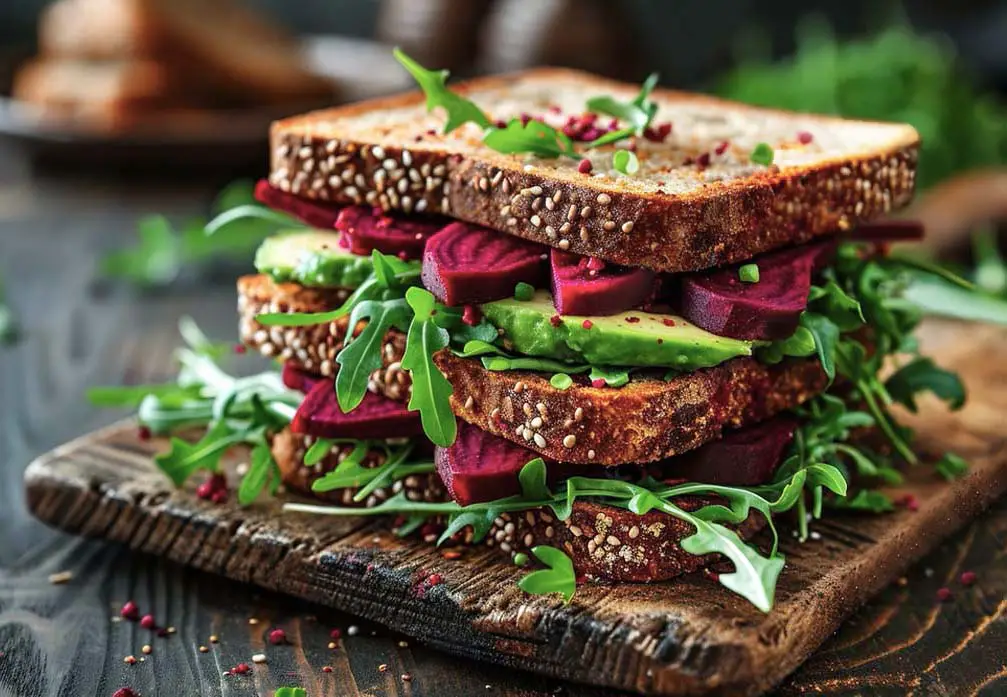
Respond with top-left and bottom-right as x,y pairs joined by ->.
972,227 -> 1007,295
482,356 -> 589,374
935,452 -> 968,481
902,272 -> 1007,325
829,489 -> 895,513
87,383 -> 202,408
0,272 -> 19,345
589,365 -> 630,387
304,438 -> 336,466
238,442 -> 277,506
336,299 -> 411,412
311,441 -> 372,492
393,48 -> 490,133
401,287 -> 456,446
518,458 -> 550,500
586,72 -> 659,135
517,546 -> 576,604
274,688 -> 307,697
886,357 -> 966,412
155,420 -> 244,486
483,119 -> 578,159
800,312 -> 839,381
432,306 -> 499,344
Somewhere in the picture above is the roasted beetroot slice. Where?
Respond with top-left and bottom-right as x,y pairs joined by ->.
665,416 -> 797,486
550,249 -> 656,315
335,206 -> 447,259
254,179 -> 342,229
281,363 -> 323,393
291,378 -> 423,439
680,242 -> 834,340
436,422 -> 581,505
422,222 -> 548,306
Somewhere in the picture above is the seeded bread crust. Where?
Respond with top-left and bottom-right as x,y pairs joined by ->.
237,274 -> 410,400
271,427 -> 444,507
268,67 -> 919,273
433,351 -> 826,465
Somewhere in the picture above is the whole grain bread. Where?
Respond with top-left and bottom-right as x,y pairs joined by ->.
433,351 -> 826,465
269,68 -> 919,272
237,274 -> 410,401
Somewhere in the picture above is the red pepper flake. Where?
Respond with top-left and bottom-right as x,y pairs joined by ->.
714,140 -> 730,156
960,570 -> 977,586
581,319 -> 593,329
936,587 -> 953,602
441,549 -> 463,560
137,426 -> 151,441
330,628 -> 342,640
643,122 -> 673,143
397,251 -> 409,261
695,152 -> 711,168
797,131 -> 814,144
662,319 -> 676,327
232,344 -> 247,354
120,601 -> 140,621
428,573 -> 443,587
156,628 -> 169,638
123,655 -> 138,665
520,113 -> 533,127
139,614 -> 156,630
548,105 -> 562,114
197,474 -> 228,503
461,305 -> 481,326
112,689 -> 140,697
268,629 -> 287,645
899,494 -> 920,512
549,314 -> 562,327
625,316 -> 640,323
577,158 -> 593,174
591,379 -> 607,388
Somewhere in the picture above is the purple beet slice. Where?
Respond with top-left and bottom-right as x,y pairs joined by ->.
664,416 -> 797,486
422,222 -> 548,306
550,249 -> 656,315
679,242 -> 834,340
281,363 -> 322,393
254,179 -> 342,230
291,378 -> 424,439
436,421 -> 577,505
335,206 -> 448,259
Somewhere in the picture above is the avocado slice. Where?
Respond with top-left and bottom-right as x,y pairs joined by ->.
255,231 -> 374,289
481,291 -> 756,370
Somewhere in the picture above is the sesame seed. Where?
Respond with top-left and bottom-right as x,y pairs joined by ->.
514,381 -> 525,393
563,434 -> 577,448
372,145 -> 386,159
48,571 -> 73,584
464,396 -> 474,410
534,433 -> 547,448
558,239 -> 570,250
524,533 -> 534,547
252,653 -> 267,664
567,204 -> 577,221
522,428 -> 533,441
628,526 -> 640,539
580,206 -> 592,219
621,221 -> 634,233
529,186 -> 543,195
596,193 -> 611,205
199,646 -> 208,653
570,526 -> 583,537
531,197 -> 542,211
530,215 -> 542,227
607,535 -> 621,546
142,645 -> 152,655
210,635 -> 219,643
531,416 -> 543,429
587,449 -> 596,459
545,526 -> 555,538
574,407 -> 584,421
545,198 -> 556,211
500,205 -> 511,217
603,221 -> 616,231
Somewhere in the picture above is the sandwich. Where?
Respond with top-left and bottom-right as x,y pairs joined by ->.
96,51 -> 976,612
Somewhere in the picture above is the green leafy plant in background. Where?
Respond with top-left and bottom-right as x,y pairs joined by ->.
0,271 -> 19,345
718,18 -> 1007,191
100,181 -> 304,287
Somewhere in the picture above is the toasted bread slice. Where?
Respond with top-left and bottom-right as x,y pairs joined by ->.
269,68 -> 919,272
39,0 -> 336,104
433,351 -> 826,465
238,274 -> 410,401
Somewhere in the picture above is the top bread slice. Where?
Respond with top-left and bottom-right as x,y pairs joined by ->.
269,68 -> 919,273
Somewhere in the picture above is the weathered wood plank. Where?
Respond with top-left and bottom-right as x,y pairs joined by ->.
22,321 -> 1007,696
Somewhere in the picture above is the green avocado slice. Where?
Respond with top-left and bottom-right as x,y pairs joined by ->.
481,290 -> 756,370
255,231 -> 373,289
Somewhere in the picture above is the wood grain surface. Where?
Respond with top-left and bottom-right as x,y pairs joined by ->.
2,157 -> 1006,696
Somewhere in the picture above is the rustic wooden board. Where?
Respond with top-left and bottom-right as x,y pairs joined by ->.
23,321 -> 1007,697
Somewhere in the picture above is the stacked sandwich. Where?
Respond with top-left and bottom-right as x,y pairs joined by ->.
13,0 -> 334,130
216,55 -> 966,611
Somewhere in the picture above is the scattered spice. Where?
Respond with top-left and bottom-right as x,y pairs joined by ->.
248,618 -> 259,626
141,645 -> 152,655
591,379 -> 606,388
549,314 -> 562,328
427,573 -> 443,587
581,319 -> 593,330
329,628 -> 342,640
441,550 -> 463,560
48,571 -> 74,585
137,426 -> 152,441
196,473 -> 228,503
251,653 -> 267,664
960,570 -> 977,586
209,635 -> 219,644
714,140 -> 730,156
139,614 -> 156,630
662,319 -> 676,327
199,646 -> 208,653
695,152 -> 711,168
268,629 -> 288,645
233,344 -> 247,354
112,689 -> 139,697
402,673 -> 413,682
625,316 -> 640,324
797,131 -> 814,145
229,662 -> 251,675
323,666 -> 333,673
936,587 -> 953,602
577,159 -> 593,174
461,304 -> 482,325
378,664 -> 389,672
123,655 -> 137,665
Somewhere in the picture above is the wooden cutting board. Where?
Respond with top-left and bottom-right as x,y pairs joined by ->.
24,320 -> 1007,697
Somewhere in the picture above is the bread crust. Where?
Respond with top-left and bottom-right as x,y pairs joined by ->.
237,274 -> 409,400
268,67 -> 919,272
434,351 -> 826,465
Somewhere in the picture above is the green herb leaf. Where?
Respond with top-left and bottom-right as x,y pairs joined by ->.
517,545 -> 576,603
800,312 -> 839,381
550,373 -> 573,390
274,688 -> 307,697
155,420 -> 244,486
586,73 -> 659,135
588,365 -> 630,387
935,452 -> 968,481
518,458 -> 550,500
238,442 -> 276,506
749,142 -> 775,166
829,489 -> 895,513
612,149 -> 639,175
585,127 -> 636,149
401,287 -> 456,446
87,383 -> 202,408
336,299 -> 411,412
304,438 -> 336,466
885,356 -> 966,413
0,272 -> 19,345
393,49 -> 490,133
482,355 -> 590,374
739,263 -> 760,283
902,272 -> 1007,325
483,119 -> 578,159
971,227 -> 1007,295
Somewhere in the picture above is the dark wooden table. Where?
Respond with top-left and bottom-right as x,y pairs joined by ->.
1,150 -> 1005,697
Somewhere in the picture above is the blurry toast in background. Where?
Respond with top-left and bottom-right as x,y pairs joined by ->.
13,0 -> 337,132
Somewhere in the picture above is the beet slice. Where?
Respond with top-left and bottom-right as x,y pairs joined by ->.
281,363 -> 322,393
550,249 -> 656,315
254,179 -> 342,230
665,416 -> 797,486
291,378 -> 423,439
335,206 -> 448,260
421,222 -> 548,306
679,242 -> 834,340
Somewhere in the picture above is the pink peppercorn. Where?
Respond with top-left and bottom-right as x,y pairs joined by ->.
577,159 -> 593,174
715,140 -> 730,156
591,379 -> 607,388
139,614 -> 156,630
581,319 -> 593,329
137,426 -> 151,441
120,601 -> 139,621
233,344 -> 247,354
960,571 -> 977,586
797,131 -> 814,144
112,689 -> 139,697
695,152 -> 711,168
549,315 -> 562,327
323,666 -> 333,673
232,663 -> 251,675
428,573 -> 443,586
268,629 -> 287,645
461,305 -> 481,326
936,587 -> 952,602
330,628 -> 342,640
